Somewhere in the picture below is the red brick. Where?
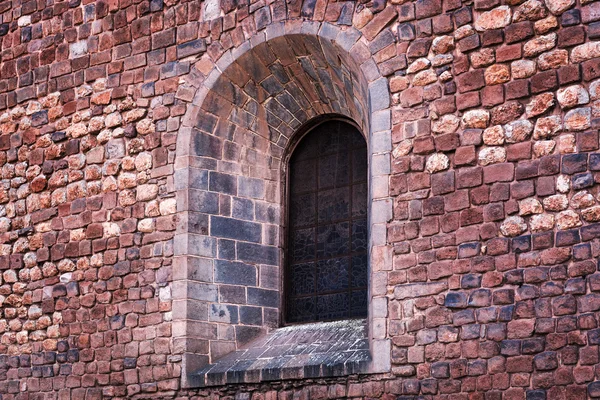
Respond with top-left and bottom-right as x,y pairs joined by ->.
456,69 -> 485,93
454,146 -> 476,165
456,92 -> 481,110
531,70 -> 558,93
483,163 -> 515,183
496,44 -> 522,62
481,85 -> 504,107
504,79 -> 530,100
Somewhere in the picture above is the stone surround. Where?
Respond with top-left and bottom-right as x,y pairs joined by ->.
2,0 -> 600,397
173,20 -> 393,387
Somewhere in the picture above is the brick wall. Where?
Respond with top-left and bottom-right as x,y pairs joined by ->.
1,0 -> 600,398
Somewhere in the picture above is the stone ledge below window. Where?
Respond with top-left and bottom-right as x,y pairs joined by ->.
194,319 -> 370,387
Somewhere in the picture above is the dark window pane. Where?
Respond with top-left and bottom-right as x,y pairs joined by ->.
317,222 -> 350,258
318,153 -> 350,188
289,262 -> 316,296
290,159 -> 316,193
352,183 -> 368,218
286,120 -> 368,324
317,187 -> 350,223
287,297 -> 316,323
350,290 -> 368,317
316,258 -> 350,292
318,123 -> 350,155
352,149 -> 368,184
290,228 -> 315,262
292,134 -> 320,161
290,193 -> 316,227
317,293 -> 350,320
351,219 -> 368,253
352,130 -> 367,148
351,255 -> 368,288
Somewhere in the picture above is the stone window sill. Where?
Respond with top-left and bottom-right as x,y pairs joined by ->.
194,319 -> 371,387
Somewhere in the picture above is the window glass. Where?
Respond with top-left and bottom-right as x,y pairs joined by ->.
286,121 -> 368,324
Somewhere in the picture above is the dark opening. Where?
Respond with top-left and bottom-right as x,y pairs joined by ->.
285,120 -> 368,324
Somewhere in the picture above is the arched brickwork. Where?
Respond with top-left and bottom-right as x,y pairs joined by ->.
174,21 -> 393,387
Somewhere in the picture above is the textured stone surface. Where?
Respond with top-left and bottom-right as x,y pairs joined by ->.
526,93 -> 555,118
534,115 -> 563,139
557,85 -> 590,109
483,126 -> 506,145
426,153 -> 450,173
519,198 -> 543,215
500,216 -> 528,237
1,0 -> 600,398
530,213 -> 555,231
474,6 -> 512,31
462,109 -> 490,128
479,146 -> 508,165
504,119 -> 534,143
545,0 -> 575,14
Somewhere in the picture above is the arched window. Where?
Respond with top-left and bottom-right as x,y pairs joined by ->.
285,120 -> 368,324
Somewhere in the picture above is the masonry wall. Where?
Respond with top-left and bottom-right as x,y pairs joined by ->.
2,0 -> 600,398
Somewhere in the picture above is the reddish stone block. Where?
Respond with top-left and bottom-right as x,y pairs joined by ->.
481,85 -> 504,107
461,207 -> 483,226
85,223 -> 104,239
483,203 -> 505,221
458,34 -> 480,53
483,163 -> 515,183
511,181 -> 535,200
423,197 -> 445,215
558,64 -> 582,85
482,29 -> 504,46
431,171 -> 456,195
408,172 -> 432,190
454,145 -> 477,165
496,44 -> 522,62
577,131 -> 599,152
407,38 -> 432,58
504,79 -> 530,100
453,54 -> 470,75
400,87 -> 424,107
454,6 -> 473,26
536,176 -> 555,196
456,166 -> 482,188
456,92 -> 481,110
420,216 -> 440,236
470,185 -> 490,205
530,71 -> 558,94
558,26 -> 585,48
432,96 -> 457,115
515,160 -> 539,180
456,69 -> 485,93
506,142 -> 532,161
505,22 -> 533,44
433,14 -> 454,34
435,133 -> 460,151
415,0 -> 442,18
461,129 -> 483,146
539,155 -> 561,175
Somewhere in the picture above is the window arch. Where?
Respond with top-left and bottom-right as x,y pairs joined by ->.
285,120 -> 369,324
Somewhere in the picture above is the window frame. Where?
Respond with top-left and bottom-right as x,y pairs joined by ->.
281,115 -> 368,326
